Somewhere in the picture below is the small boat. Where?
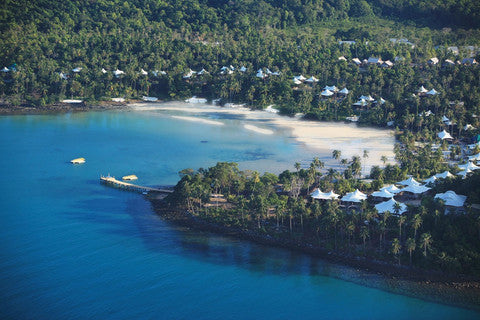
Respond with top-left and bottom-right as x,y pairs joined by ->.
122,174 -> 138,181
71,157 -> 85,164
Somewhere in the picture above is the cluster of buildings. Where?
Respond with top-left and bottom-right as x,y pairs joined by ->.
310,172 -> 471,214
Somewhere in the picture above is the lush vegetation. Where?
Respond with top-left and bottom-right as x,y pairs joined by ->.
1,0 -> 480,138
2,0 -> 479,276
166,156 -> 480,276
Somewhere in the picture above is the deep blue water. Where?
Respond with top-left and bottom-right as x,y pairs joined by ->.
0,107 -> 478,319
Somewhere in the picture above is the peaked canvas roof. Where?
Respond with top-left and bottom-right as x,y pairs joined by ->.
239,66 -> 247,72
402,184 -> 431,194
113,69 -> 124,76
458,162 -> 480,171
435,171 -> 454,179
457,168 -> 472,178
295,75 -> 306,81
381,185 -> 402,194
305,76 -> 319,83
341,189 -> 367,203
418,86 -> 428,93
353,99 -> 367,106
438,130 -> 453,140
321,89 -> 334,97
375,198 -> 407,214
339,88 -> 349,94
371,189 -> 394,198
435,191 -> 467,207
352,58 -> 362,65
398,177 -> 421,186
293,78 -> 302,85
324,85 -> 338,92
423,176 -> 437,185
468,153 -> 480,161
310,189 -> 339,200
427,89 -> 439,95
442,115 -> 450,122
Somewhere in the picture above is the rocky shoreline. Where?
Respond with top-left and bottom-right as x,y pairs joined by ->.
0,100 -> 133,115
149,197 -> 480,310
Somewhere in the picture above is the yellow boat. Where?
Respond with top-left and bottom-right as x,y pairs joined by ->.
71,157 -> 86,164
122,174 -> 138,181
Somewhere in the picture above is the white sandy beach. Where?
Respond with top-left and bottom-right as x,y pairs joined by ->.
130,102 -> 395,172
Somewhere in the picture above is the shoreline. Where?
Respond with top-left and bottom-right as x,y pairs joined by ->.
0,100 -> 135,115
149,197 -> 480,311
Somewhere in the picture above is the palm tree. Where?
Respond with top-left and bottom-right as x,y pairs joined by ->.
406,237 -> 415,265
412,214 -> 422,239
346,220 -> 355,249
391,238 -> 401,265
362,149 -> 369,175
420,233 -> 432,257
381,155 -> 388,165
294,162 -> 301,172
350,156 -> 362,178
397,215 -> 406,241
360,226 -> 369,254
251,171 -> 260,193
332,150 -> 341,161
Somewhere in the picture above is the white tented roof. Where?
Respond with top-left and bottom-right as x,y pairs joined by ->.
468,153 -> 480,161
321,89 -> 334,97
457,169 -> 472,178
427,89 -> 439,95
324,85 -> 338,92
113,69 -> 125,76
295,75 -> 306,81
339,88 -> 349,94
398,177 -> 421,187
434,171 -> 454,179
293,78 -> 302,85
402,184 -> 431,194
352,58 -> 362,65
305,76 -> 319,83
423,176 -> 437,185
434,191 -> 467,207
341,189 -> 367,203
418,86 -> 428,93
371,189 -> 394,198
458,162 -> 480,171
310,189 -> 340,200
438,130 -> 453,140
381,185 -> 402,194
375,198 -> 407,214
353,99 -> 367,106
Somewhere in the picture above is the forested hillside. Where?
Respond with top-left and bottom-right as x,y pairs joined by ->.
1,0 -> 480,137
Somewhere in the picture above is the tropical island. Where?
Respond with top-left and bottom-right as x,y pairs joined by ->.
2,0 -> 480,306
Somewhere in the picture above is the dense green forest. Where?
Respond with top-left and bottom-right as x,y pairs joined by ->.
1,0 -> 480,137
166,158 -> 480,276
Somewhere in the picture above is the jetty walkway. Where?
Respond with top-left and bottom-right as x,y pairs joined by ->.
100,175 -> 173,194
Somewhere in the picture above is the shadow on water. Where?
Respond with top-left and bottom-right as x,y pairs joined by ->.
64,189 -> 480,312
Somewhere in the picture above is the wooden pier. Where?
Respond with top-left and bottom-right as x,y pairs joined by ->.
100,175 -> 173,194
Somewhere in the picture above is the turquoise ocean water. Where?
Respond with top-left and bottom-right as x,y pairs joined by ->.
0,106 -> 478,319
